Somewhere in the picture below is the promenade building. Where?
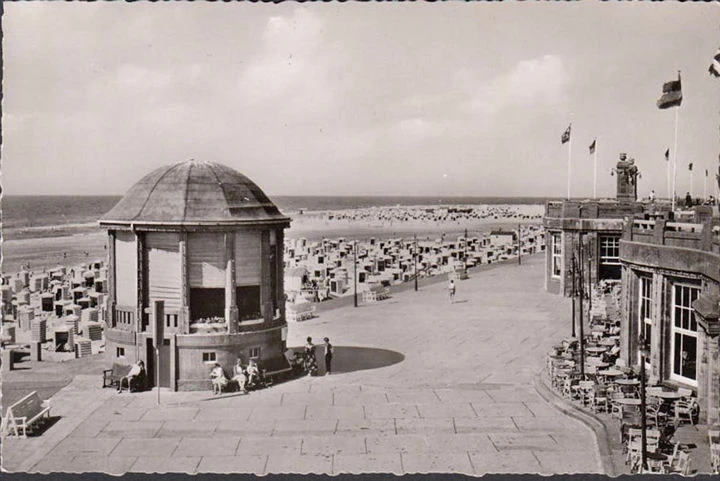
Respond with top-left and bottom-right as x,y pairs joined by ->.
99,159 -> 291,390
543,155 -> 720,424
543,156 -> 646,296
619,206 -> 720,424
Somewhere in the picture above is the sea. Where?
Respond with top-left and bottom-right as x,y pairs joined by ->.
2,195 -> 554,230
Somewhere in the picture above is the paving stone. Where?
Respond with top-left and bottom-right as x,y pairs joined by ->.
333,391 -> 388,406
395,417 -> 455,435
300,435 -> 366,456
417,402 -> 476,419
48,437 -> 121,457
273,418 -> 337,436
511,414 -> 584,433
333,452 -> 402,474
402,451 -> 474,474
365,434 -> 431,454
453,416 -> 519,433
386,390 -> 441,404
364,403 -> 421,420
174,436 -> 241,457
67,419 -> 109,438
140,407 -> 199,421
250,404 -> 306,422
236,435 -> 303,456
488,433 -> 559,452
58,455 -> 138,474
87,407 -> 148,422
335,418 -> 396,436
534,451 -> 602,474
265,453 -> 333,474
305,404 -> 364,421
214,419 -> 275,436
194,406 -> 254,422
131,456 -> 202,473
470,402 -> 535,417
424,433 -> 497,453
280,391 -> 333,406
110,438 -> 179,458
196,454 -> 267,474
155,419 -> 217,437
468,450 -> 541,474
99,420 -> 163,438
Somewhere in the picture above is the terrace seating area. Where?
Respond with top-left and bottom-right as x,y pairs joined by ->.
547,306 -> 716,474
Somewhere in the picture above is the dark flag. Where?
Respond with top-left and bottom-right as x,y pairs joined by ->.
561,124 -> 571,144
588,139 -> 596,154
689,163 -> 693,172
706,169 -> 709,178
710,48 -> 720,78
664,149 -> 670,161
657,73 -> 682,109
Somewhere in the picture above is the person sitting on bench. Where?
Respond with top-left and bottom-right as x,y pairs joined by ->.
118,360 -> 145,393
232,358 -> 248,393
246,359 -> 260,387
210,363 -> 228,395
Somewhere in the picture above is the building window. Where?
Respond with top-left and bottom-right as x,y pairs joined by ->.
599,235 -> 620,265
249,347 -> 261,359
551,233 -> 562,278
671,283 -> 699,385
202,352 -> 216,363
638,276 -> 652,365
599,235 -> 621,280
116,347 -> 125,358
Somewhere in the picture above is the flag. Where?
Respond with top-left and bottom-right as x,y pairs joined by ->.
588,139 -> 596,154
561,124 -> 571,144
657,73 -> 682,109
664,148 -> 670,161
710,48 -> 720,78
689,163 -> 693,172
706,169 -> 709,177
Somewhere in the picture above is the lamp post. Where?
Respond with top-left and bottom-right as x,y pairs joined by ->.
578,244 -> 585,379
463,228 -> 468,272
569,256 -> 577,338
414,234 -> 418,292
517,224 -> 522,266
639,336 -> 650,473
353,241 -> 358,308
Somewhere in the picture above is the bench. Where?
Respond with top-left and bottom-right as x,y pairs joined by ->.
3,391 -> 50,437
103,362 -> 132,389
286,303 -> 316,323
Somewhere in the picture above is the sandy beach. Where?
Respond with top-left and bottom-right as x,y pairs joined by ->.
2,206 -> 542,275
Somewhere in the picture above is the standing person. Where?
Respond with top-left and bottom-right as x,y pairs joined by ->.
448,278 -> 456,304
649,189 -> 656,202
323,337 -> 334,375
304,336 -> 317,376
685,192 -> 693,208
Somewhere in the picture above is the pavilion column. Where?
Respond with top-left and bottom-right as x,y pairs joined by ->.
261,230 -> 272,322
225,232 -> 238,333
276,229 -> 285,321
708,336 -> 720,425
108,230 -> 117,328
179,232 -> 190,334
136,231 -> 146,334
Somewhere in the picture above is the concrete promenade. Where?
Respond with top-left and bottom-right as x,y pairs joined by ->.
2,254 -> 603,474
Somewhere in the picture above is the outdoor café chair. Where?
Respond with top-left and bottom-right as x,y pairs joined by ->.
664,450 -> 691,475
674,399 -> 697,427
708,429 -> 720,474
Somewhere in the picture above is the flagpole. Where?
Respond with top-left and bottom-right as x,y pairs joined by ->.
567,125 -> 572,200
593,138 -> 598,199
690,168 -> 694,199
667,153 -> 671,202
704,171 -> 707,200
672,106 -> 679,211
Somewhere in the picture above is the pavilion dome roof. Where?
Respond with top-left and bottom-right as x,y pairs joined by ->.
100,159 -> 290,227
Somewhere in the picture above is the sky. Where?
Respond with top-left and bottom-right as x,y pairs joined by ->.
3,3 -> 720,198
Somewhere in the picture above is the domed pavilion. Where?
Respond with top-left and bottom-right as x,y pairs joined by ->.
99,159 -> 291,390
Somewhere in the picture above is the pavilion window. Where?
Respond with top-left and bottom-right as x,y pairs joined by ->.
671,283 -> 699,385
236,285 -> 261,321
551,232 -> 562,278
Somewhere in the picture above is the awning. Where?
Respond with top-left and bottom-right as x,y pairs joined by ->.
692,292 -> 720,336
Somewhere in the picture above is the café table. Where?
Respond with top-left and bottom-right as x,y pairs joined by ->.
646,452 -> 669,473
656,391 -> 683,400
598,368 -> 624,378
617,398 -> 642,406
586,346 -> 608,356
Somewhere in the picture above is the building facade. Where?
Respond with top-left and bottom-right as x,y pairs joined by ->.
99,159 -> 291,391
619,207 -> 720,424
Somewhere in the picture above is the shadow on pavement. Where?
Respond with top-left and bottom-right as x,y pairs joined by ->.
289,345 -> 405,375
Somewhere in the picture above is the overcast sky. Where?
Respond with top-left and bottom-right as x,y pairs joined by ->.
3,3 -> 719,198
